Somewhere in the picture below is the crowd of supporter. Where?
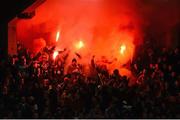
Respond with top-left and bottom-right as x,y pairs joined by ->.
0,42 -> 179,119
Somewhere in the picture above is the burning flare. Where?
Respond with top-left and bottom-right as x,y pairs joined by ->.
120,44 -> 126,55
53,51 -> 59,60
75,40 -> 84,49
56,31 -> 60,42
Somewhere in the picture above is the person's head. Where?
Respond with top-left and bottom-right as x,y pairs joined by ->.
57,60 -> 61,65
23,57 -> 27,65
175,80 -> 179,87
142,69 -> 146,74
171,71 -> 176,78
134,63 -> 138,70
149,63 -> 154,69
72,58 -> 77,66
17,45 -> 22,51
21,96 -> 26,103
33,61 -> 38,68
174,48 -> 179,55
162,64 -> 167,70
21,55 -> 25,59
35,82 -> 39,88
162,57 -> 167,62
155,64 -> 159,70
162,47 -> 167,53
30,53 -> 34,59
12,55 -> 17,59
157,57 -> 162,63
12,55 -> 18,64
64,77 -> 69,82
113,69 -> 119,76
168,65 -> 172,71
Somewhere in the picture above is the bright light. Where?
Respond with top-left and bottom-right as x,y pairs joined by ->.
120,44 -> 126,55
56,31 -> 60,42
53,51 -> 59,60
75,40 -> 84,49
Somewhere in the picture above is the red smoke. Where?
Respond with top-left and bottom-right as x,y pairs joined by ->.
32,38 -> 46,53
16,0 -> 180,75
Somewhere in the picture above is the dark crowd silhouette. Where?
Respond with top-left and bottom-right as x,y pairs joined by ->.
0,41 -> 179,119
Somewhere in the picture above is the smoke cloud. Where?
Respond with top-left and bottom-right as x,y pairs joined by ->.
16,0 -> 180,74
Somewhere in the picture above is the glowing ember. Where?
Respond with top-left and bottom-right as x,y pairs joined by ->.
120,44 -> 126,55
76,40 -> 84,49
53,51 -> 59,60
56,31 -> 60,42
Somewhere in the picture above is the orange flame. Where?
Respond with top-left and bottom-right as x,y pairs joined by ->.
56,31 -> 60,42
53,51 -> 59,60
120,44 -> 126,55
75,40 -> 84,49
